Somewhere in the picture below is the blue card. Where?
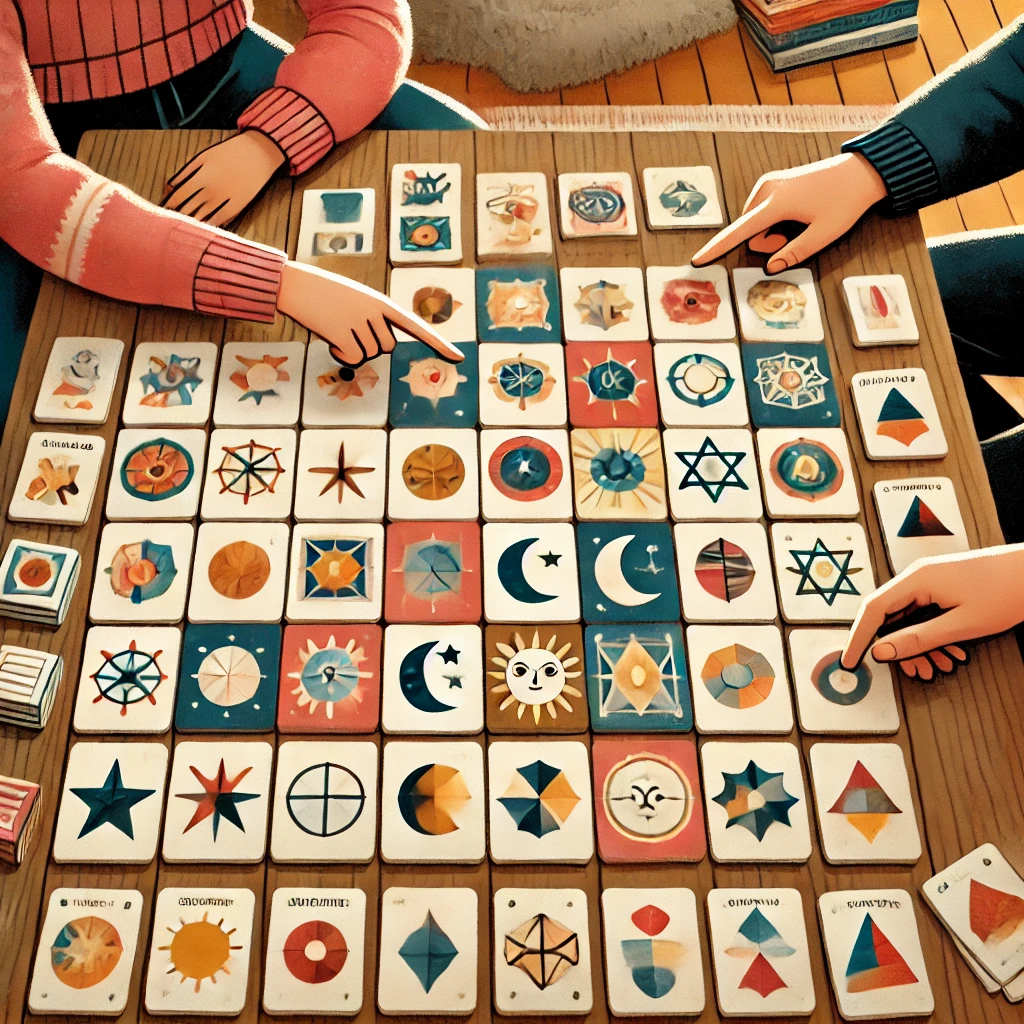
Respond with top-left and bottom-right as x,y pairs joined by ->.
388,341 -> 478,427
475,264 -> 562,343
741,342 -> 841,428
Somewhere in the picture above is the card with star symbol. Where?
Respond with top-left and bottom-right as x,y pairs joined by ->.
664,428 -> 762,521
647,264 -> 736,340
560,266 -> 650,342
478,342 -> 568,427
479,428 -> 573,521
301,339 -> 391,428
565,341 -> 658,427
389,340 -> 478,427
654,342 -> 749,427
8,430 -> 107,526
294,428 -> 386,522
756,427 -> 860,518
212,341 -> 305,428
200,427 -> 297,521
386,428 -> 479,521
742,342 -> 841,428
733,267 -> 824,342
388,266 -> 478,343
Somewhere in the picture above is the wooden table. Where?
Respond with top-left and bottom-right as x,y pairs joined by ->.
1,128 -> 1023,1024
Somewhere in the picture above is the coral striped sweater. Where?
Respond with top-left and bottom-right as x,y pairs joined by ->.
1,0 -> 411,322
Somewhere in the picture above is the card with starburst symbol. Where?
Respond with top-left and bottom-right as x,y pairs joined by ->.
301,339 -> 391,428
571,427 -> 668,521
566,341 -> 657,427
742,342 -> 841,429
294,428 -> 386,522
212,341 -> 305,428
201,427 -> 296,521
389,340 -> 478,427
664,428 -> 762,521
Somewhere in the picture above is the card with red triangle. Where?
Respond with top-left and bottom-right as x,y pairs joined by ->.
850,369 -> 947,460
873,477 -> 970,574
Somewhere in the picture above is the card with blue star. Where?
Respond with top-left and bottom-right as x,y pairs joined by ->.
565,341 -> 658,427
53,741 -> 168,863
742,342 -> 841,428
212,341 -> 305,428
388,341 -> 479,427
654,342 -> 749,427
175,623 -> 281,732
475,264 -> 562,343
663,428 -> 762,521
578,523 -> 680,623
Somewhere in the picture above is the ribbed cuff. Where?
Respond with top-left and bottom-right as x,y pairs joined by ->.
193,237 -> 286,323
842,121 -> 941,215
237,87 -> 335,176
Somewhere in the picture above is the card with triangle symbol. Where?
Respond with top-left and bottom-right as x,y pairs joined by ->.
851,369 -> 948,460
873,477 -> 970,574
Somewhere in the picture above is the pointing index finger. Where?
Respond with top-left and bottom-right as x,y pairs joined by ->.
691,199 -> 779,266
840,573 -> 927,669
381,306 -> 464,363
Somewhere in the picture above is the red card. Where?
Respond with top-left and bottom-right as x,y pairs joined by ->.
566,341 -> 659,427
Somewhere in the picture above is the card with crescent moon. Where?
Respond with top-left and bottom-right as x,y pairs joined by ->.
664,427 -> 763,522
646,264 -> 736,341
293,428 -> 386,523
572,428 -> 668,522
557,170 -> 638,239
388,341 -> 479,428
653,341 -> 749,428
741,342 -> 841,429
733,267 -> 824,343
642,165 -> 724,230
105,428 -> 207,522
388,267 -> 478,345
200,427 -> 297,522
121,341 -> 219,427
33,335 -> 124,426
566,342 -> 658,428
386,428 -> 480,521
301,340 -> 391,429
478,343 -> 568,428
479,429 -> 573,522
389,163 -> 463,266
560,266 -> 650,343
9,430 -> 107,526
477,171 -> 554,259
756,427 -> 859,519
475,264 -> 562,343
212,341 -> 305,429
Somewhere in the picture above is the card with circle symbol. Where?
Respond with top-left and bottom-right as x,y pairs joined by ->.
482,522 -> 580,624
270,740 -> 378,863
771,521 -> 876,623
144,886 -> 255,1015
174,622 -> 281,731
302,339 -> 391,427
297,187 -> 376,263
475,264 -> 562,344
0,538 -> 81,627
686,624 -> 794,735
493,887 -> 593,1015
477,171 -> 554,259
843,274 -> 920,346
873,477 -> 969,574
161,740 -> 272,863
478,342 -> 568,427
73,625 -> 182,735
200,427 -> 296,521
664,428 -> 762,521
647,265 -> 736,341
381,623 -> 484,735
654,342 -> 748,428
212,341 -> 305,428
480,429 -> 573,521
560,267 -> 650,343
701,742 -> 812,863
602,886 -> 705,1016
8,431 -> 106,526
733,267 -> 824,343
277,624 -> 381,734
756,427 -> 860,519
642,165 -> 724,230
788,628 -> 899,734
263,886 -> 367,1015
28,887 -> 143,1015
294,428 -> 386,523
388,266 -> 478,344
808,742 -> 922,865
380,739 -> 486,863
105,428 -> 206,520
378,886 -> 478,1016
742,341 -> 841,429
187,522 -> 289,624
673,521 -> 777,623
53,741 -> 168,864
851,368 -> 948,460
558,170 -> 637,239
592,737 -> 705,863
571,427 -> 668,522
390,162 -> 463,265
121,341 -> 219,426
565,341 -> 658,427
386,428 -> 479,521
286,522 -> 384,623
818,888 -> 933,1020
33,336 -> 124,425
388,341 -> 479,428
706,887 -> 816,1016
89,522 -> 193,625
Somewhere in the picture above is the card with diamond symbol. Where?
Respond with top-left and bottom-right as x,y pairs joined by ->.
664,427 -> 762,521
742,342 -> 841,429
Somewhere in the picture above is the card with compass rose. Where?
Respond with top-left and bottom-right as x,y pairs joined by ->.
663,428 -> 762,521
742,342 -> 841,429
201,427 -> 297,521
294,428 -> 386,521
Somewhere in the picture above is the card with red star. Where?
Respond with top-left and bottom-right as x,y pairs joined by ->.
565,341 -> 658,427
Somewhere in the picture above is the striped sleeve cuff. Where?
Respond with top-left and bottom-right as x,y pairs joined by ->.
193,237 -> 286,323
237,87 -> 335,176
841,121 -> 941,215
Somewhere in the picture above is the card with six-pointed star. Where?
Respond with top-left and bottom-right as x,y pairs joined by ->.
477,171 -> 554,258
756,427 -> 860,518
565,342 -> 658,426
558,170 -> 637,239
479,429 -> 573,521
212,342 -> 305,428
200,428 -> 296,521
873,477 -> 970,574
647,264 -> 736,340
478,342 -> 568,427
121,341 -> 219,426
389,266 -> 478,343
8,431 -> 107,525
733,267 -> 824,343
560,267 -> 649,342
654,342 -> 749,427
475,264 -> 562,343
389,341 -> 479,427
742,342 -> 841,428
642,165 -> 724,229
302,339 -> 390,427
105,428 -> 207,521
664,428 -> 762,521
850,368 -> 948,460
293,428 -> 386,521
387,428 -> 479,521
571,427 -> 668,521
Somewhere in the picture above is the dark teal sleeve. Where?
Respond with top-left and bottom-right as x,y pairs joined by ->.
841,15 -> 1024,213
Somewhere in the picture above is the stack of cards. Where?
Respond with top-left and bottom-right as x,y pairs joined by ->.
0,773 -> 40,864
390,163 -> 463,264
0,539 -> 80,626
0,644 -> 63,729
297,188 -> 376,262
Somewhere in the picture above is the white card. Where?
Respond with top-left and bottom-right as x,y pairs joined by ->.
642,166 -> 724,229
386,428 -> 479,521
664,428 -> 762,521
34,336 -> 124,424
646,265 -> 736,341
390,162 -> 463,264
873,477 -> 969,573
653,342 -> 749,427
201,427 -> 297,521
479,428 -> 573,521
121,341 -> 219,425
106,429 -> 207,520
477,172 -> 554,258
388,266 -> 477,343
843,275 -> 919,345
296,188 -> 376,263
851,368 -> 948,460
0,538 -> 80,623
478,343 -> 568,428
560,267 -> 650,342
212,341 -> 305,427
8,432 -> 106,525
756,427 -> 860,518
302,339 -> 390,427
294,428 -> 387,522
733,268 -> 824,343
557,171 -> 637,238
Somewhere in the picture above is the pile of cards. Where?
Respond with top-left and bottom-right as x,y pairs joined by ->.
0,644 -> 63,729
0,539 -> 80,626
0,773 -> 40,864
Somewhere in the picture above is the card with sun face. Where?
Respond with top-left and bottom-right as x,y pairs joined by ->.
28,887 -> 144,1015
477,171 -> 554,259
200,427 -> 296,521
212,341 -> 305,428
386,428 -> 479,521
571,427 -> 668,521
558,170 -> 637,239
756,427 -> 860,519
653,342 -> 748,428
390,163 -> 463,265
33,336 -> 124,425
105,428 -> 206,521
277,624 -> 381,734
664,428 -> 762,521
851,368 -> 948,460
565,342 -> 658,427
742,342 -> 841,429
122,341 -> 219,426
8,431 -> 106,526
733,267 -> 824,343
561,267 -> 650,343
478,342 -> 568,427
843,274 -> 920,346
873,477 -> 969,574
293,428 -> 386,522
475,264 -> 562,343
297,187 -> 376,263
302,339 -> 390,428
389,266 -> 478,344
389,341 -> 479,427
479,429 -> 573,521
642,165 -> 724,229
647,265 -> 736,341
144,887 -> 255,1016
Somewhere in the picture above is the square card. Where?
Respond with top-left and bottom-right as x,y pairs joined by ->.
592,737 -> 705,863
286,522 -> 385,623
475,264 -> 562,343
386,428 -> 479,521
851,369 -> 948,460
33,336 -> 124,424
478,343 -> 568,427
201,428 -> 297,520
843,275 -> 920,345
174,622 -> 282,731
572,428 -> 668,521
212,341 -> 305,427
89,522 -> 193,625
479,429 -> 573,521
493,887 -> 593,1015
487,740 -> 594,863
707,888 -> 816,1016
584,623 -> 692,732
276,624 -> 381,734
302,339 -> 390,427
788,628 -> 899,734
673,521 -> 777,623
771,521 -> 876,623
808,742 -> 922,864
186,522 -> 289,623
646,265 -> 736,341
105,429 -> 206,520
664,428 -> 762,521
565,342 -> 658,427
379,740 -> 486,863
388,340 -> 478,427
121,341 -> 219,425
558,170 -> 637,238
389,162 -> 463,264
53,741 -> 168,863
642,165 -> 724,229
28,887 -> 143,1015
686,624 -> 793,735
296,187 -> 376,262
602,887 -> 705,1015
8,432 -> 106,525
756,427 -> 860,518
381,623 -> 484,734
270,740 -> 378,863
161,740 -> 273,863
388,266 -> 478,344
477,171 -> 554,258
560,267 -> 650,342
378,887 -> 478,1015
293,428 -> 386,522
873,477 -> 970,574
144,886 -> 255,1016
653,342 -> 749,427
263,886 -> 366,1015
733,267 -> 824,342
818,889 -> 933,1019
0,538 -> 80,625
743,341 -> 841,428
701,741 -> 812,863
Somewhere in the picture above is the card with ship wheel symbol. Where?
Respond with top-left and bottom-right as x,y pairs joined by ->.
105,429 -> 207,521
479,342 -> 567,428
201,428 -> 296,521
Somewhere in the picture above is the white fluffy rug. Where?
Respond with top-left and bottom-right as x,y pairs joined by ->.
407,0 -> 738,92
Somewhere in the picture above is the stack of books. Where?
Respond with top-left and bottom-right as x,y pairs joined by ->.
0,775 -> 41,865
738,0 -> 920,71
0,646 -> 64,729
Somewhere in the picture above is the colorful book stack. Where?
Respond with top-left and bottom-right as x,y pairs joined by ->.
0,645 -> 64,729
0,774 -> 41,865
738,0 -> 920,71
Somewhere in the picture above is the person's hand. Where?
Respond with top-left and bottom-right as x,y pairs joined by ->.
163,132 -> 285,226
841,546 -> 1024,681
276,262 -> 464,366
692,153 -> 888,272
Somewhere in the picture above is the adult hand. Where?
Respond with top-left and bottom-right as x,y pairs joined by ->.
163,132 -> 285,226
692,153 -> 888,272
841,546 -> 1024,681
